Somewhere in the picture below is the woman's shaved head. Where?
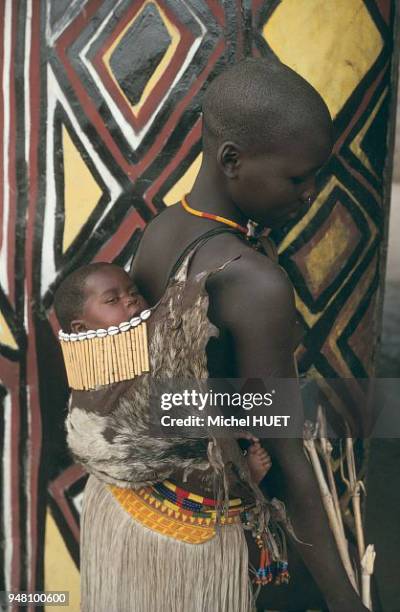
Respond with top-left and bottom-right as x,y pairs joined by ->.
202,57 -> 332,157
199,58 -> 333,227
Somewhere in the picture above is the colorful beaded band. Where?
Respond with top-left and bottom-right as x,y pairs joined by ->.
108,480 -> 253,545
108,479 -> 290,584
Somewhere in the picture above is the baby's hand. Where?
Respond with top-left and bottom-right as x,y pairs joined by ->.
246,441 -> 272,484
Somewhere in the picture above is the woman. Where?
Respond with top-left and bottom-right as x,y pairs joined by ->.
70,58 -> 368,611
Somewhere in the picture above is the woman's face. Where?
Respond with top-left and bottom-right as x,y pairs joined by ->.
221,133 -> 333,228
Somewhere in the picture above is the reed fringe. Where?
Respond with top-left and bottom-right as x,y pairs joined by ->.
80,474 -> 255,612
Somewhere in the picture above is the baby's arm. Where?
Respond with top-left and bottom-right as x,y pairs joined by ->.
246,441 -> 272,484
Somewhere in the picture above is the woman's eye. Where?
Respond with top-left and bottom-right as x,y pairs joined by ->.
106,297 -> 118,304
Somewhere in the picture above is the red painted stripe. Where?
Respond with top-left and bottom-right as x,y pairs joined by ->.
207,0 -> 225,26
0,354 -> 18,388
55,0 -> 135,179
337,154 -> 382,204
252,0 -> 267,19
56,0 -> 226,181
144,118 -> 202,208
92,208 -> 147,263
6,1 -> 17,307
92,0 -> 195,131
90,0 -> 145,133
376,0 -> 392,25
138,37 -> 226,176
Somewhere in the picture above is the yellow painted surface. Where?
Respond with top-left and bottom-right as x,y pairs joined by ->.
164,153 -> 202,206
0,310 -> 17,349
324,255 -> 377,377
44,508 -> 80,612
278,176 -> 335,254
263,0 -> 383,118
303,209 -> 352,294
280,174 -> 378,328
62,126 -> 102,253
103,0 -> 181,115
350,88 -> 388,177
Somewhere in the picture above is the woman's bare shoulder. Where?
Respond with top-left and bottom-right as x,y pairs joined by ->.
207,246 -> 294,299
204,246 -> 297,336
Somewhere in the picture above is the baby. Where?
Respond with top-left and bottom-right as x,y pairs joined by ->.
54,261 -> 271,483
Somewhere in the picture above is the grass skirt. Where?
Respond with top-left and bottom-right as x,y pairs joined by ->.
80,474 -> 255,612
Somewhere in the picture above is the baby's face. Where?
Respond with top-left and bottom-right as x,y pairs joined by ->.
78,266 -> 147,331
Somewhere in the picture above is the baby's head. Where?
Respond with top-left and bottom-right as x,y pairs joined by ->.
201,57 -> 333,227
54,262 -> 147,334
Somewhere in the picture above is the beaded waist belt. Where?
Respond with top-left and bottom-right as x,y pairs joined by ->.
108,479 -> 251,545
108,479 -> 290,586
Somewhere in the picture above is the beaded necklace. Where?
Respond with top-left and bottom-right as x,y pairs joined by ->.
181,194 -> 249,235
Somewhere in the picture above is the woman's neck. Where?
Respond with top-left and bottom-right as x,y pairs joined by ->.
187,159 -> 249,227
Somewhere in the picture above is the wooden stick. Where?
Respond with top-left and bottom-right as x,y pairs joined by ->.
127,330 -> 136,378
77,339 -> 87,389
130,327 -> 141,375
304,428 -> 359,593
361,544 -> 375,610
86,338 -> 94,389
317,406 -> 347,541
118,332 -> 128,381
60,342 -> 73,387
69,341 -> 79,389
114,333 -> 124,380
137,324 -> 145,372
103,335 -> 112,384
142,321 -> 149,371
72,338 -> 82,389
345,436 -> 366,562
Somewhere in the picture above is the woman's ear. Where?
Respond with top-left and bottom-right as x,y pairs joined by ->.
70,320 -> 87,334
217,141 -> 241,178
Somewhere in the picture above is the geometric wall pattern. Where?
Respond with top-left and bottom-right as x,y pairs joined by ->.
0,0 -> 397,607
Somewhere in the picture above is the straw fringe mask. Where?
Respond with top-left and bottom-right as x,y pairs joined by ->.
58,309 -> 151,390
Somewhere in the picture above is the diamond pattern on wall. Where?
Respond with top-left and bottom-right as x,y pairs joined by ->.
0,0 -> 396,599
107,2 -> 175,109
282,185 -> 371,313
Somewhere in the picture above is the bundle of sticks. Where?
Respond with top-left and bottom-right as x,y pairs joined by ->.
303,406 -> 376,610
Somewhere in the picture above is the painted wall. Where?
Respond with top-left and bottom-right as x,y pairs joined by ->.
0,0 -> 397,609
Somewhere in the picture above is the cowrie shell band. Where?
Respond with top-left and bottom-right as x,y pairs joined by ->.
58,310 -> 151,390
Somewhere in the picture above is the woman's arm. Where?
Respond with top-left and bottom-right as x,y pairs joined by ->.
206,251 -> 368,612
